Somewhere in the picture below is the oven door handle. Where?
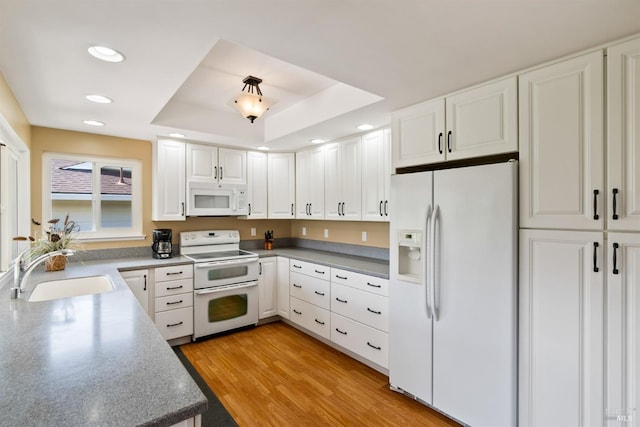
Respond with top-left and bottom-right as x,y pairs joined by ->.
194,281 -> 258,295
194,258 -> 258,268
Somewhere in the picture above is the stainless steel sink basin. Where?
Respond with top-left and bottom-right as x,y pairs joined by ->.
28,275 -> 114,302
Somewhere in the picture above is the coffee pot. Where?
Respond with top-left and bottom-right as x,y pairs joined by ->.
152,229 -> 172,259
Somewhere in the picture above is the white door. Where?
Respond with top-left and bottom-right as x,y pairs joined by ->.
392,98 -> 446,168
608,37 -> 640,231
519,50 -> 604,230
432,162 -> 517,427
258,257 -> 278,319
277,256 -> 290,319
295,150 -> 311,218
120,269 -> 150,314
246,151 -> 267,219
268,153 -> 295,218
519,229 -> 604,427
606,233 -> 640,426
218,147 -> 246,185
186,143 -> 217,182
361,129 -> 388,222
445,76 -> 518,161
153,139 -> 186,221
308,146 -> 325,219
324,143 -> 341,220
339,136 -> 362,220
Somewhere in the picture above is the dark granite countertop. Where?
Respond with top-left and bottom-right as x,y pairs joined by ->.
0,256 -> 206,427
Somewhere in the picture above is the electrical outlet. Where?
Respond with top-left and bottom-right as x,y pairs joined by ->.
362,231 -> 367,242
324,229 -> 329,238
302,227 -> 307,236
250,227 -> 256,237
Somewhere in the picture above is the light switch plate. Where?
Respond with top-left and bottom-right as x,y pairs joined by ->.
324,229 -> 329,238
302,227 -> 307,236
250,228 -> 256,236
362,231 -> 367,241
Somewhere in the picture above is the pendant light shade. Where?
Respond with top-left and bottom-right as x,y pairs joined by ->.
233,76 -> 272,123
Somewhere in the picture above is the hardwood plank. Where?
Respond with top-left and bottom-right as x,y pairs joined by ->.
181,322 -> 460,427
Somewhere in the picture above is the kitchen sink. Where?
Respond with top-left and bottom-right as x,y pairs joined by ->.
28,275 -> 114,302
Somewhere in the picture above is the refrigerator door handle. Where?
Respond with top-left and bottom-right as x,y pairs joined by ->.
431,204 -> 439,321
425,204 -> 433,319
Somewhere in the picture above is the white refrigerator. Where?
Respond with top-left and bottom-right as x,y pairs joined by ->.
389,161 -> 517,427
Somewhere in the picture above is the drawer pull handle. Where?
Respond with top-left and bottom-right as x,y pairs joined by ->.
314,319 -> 325,325
335,297 -> 348,303
167,321 -> 183,328
314,291 -> 325,296
314,270 -> 325,274
335,328 -> 347,335
293,283 -> 302,288
166,271 -> 183,276
335,275 -> 347,280
366,282 -> 382,288
293,264 -> 302,269
293,309 -> 302,315
612,188 -> 619,220
166,300 -> 183,305
166,285 -> 184,290
367,342 -> 382,351
367,307 -> 382,315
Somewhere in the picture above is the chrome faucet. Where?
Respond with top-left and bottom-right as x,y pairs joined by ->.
10,249 -> 75,299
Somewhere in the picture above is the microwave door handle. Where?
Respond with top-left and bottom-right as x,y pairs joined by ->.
195,281 -> 258,295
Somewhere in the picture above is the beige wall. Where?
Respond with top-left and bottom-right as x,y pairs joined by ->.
0,72 -> 30,147
30,126 -> 390,250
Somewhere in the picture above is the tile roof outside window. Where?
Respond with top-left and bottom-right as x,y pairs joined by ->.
50,159 -> 132,196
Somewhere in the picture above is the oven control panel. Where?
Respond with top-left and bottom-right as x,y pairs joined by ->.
180,230 -> 240,247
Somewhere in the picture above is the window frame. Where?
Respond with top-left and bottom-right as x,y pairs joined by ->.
42,152 -> 144,241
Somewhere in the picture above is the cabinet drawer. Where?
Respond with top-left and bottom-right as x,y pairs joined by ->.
331,267 -> 389,297
155,292 -> 193,313
155,264 -> 193,282
331,313 -> 389,369
290,259 -> 330,280
290,271 -> 330,309
331,283 -> 389,332
155,307 -> 193,340
155,278 -> 193,297
290,297 -> 330,340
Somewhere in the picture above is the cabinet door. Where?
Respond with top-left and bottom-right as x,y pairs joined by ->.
339,136 -> 361,220
277,256 -> 290,319
246,151 -> 267,219
267,153 -> 295,218
120,269 -> 150,314
324,143 -> 341,220
152,139 -> 186,221
606,233 -> 640,426
392,98 -> 446,168
186,143 -> 217,182
308,146 -> 325,219
218,147 -> 247,185
446,76 -> 517,160
519,51 -> 604,230
295,150 -> 311,218
361,129 -> 390,222
519,229 -> 604,427
608,37 -> 640,231
258,257 -> 278,319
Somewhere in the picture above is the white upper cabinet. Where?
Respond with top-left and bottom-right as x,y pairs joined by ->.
246,151 -> 268,219
361,128 -> 391,222
607,37 -> 640,231
519,51 -> 604,230
186,143 -> 246,185
152,138 -> 186,221
392,76 -> 517,169
268,152 -> 295,218
295,146 -> 325,219
325,137 -> 362,221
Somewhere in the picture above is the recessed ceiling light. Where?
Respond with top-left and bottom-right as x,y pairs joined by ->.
310,139 -> 325,144
88,45 -> 125,63
169,132 -> 186,138
356,124 -> 374,131
83,120 -> 105,127
85,94 -> 113,104
257,146 -> 270,151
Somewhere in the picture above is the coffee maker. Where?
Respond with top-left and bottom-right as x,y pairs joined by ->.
152,229 -> 173,259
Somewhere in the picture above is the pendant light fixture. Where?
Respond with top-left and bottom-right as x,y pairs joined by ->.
233,76 -> 272,123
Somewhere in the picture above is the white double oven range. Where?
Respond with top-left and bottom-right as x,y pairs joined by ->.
180,230 -> 259,340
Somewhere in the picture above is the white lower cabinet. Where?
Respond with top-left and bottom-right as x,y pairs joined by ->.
330,313 -> 389,369
288,259 -> 331,339
119,269 -> 150,314
258,257 -> 278,319
276,256 -> 290,319
154,264 -> 194,341
290,297 -> 331,340
330,283 -> 388,333
290,271 -> 331,310
519,229 -> 604,427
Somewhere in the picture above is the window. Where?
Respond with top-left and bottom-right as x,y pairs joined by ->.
42,153 -> 143,241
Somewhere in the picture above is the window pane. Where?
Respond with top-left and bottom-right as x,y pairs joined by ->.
100,166 -> 132,228
50,159 -> 93,232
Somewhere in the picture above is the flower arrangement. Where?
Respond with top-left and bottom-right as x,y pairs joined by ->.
14,214 -> 80,271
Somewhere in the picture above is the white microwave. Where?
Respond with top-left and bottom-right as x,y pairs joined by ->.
186,182 -> 248,216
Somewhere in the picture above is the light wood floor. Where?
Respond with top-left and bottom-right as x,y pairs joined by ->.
180,321 -> 460,427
